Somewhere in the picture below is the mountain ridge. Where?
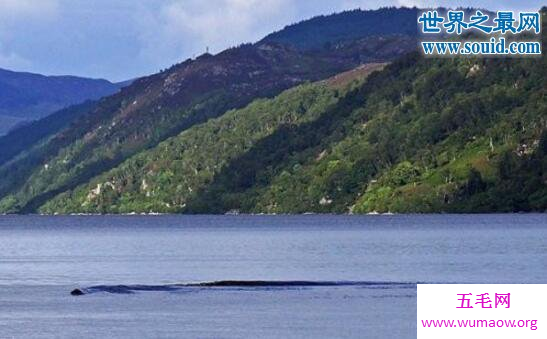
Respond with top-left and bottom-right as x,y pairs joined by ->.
261,7 -> 418,50
0,67 -> 123,135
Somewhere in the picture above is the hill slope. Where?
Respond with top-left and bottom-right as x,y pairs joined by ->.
35,8 -> 547,214
0,68 -> 122,134
38,47 -> 547,214
37,64 -> 385,214
0,9 -> 418,214
4,8 -> 544,214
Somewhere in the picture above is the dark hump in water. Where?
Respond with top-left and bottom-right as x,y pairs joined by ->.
186,280 -> 418,287
70,280 -> 417,295
189,280 -> 343,287
71,288 -> 85,296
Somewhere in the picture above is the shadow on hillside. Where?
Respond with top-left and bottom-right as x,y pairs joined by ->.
184,54 -> 422,214
183,78 -> 376,214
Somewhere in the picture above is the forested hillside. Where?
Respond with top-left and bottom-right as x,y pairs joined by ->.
0,8 -> 417,214
37,65 -> 385,214
38,46 -> 546,214
0,8 -> 545,214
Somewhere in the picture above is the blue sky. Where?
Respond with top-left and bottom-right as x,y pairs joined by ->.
0,0 -> 543,81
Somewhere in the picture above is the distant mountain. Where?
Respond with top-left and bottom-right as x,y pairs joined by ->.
0,101 -> 98,166
0,115 -> 25,135
0,68 -> 123,135
261,7 -> 418,50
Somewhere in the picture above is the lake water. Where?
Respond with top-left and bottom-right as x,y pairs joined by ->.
0,214 -> 545,338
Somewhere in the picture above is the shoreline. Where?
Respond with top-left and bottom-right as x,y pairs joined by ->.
0,212 -> 544,217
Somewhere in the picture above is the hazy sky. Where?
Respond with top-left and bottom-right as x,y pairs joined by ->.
0,0 -> 543,81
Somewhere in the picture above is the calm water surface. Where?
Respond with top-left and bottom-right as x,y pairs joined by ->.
0,214 -> 545,338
